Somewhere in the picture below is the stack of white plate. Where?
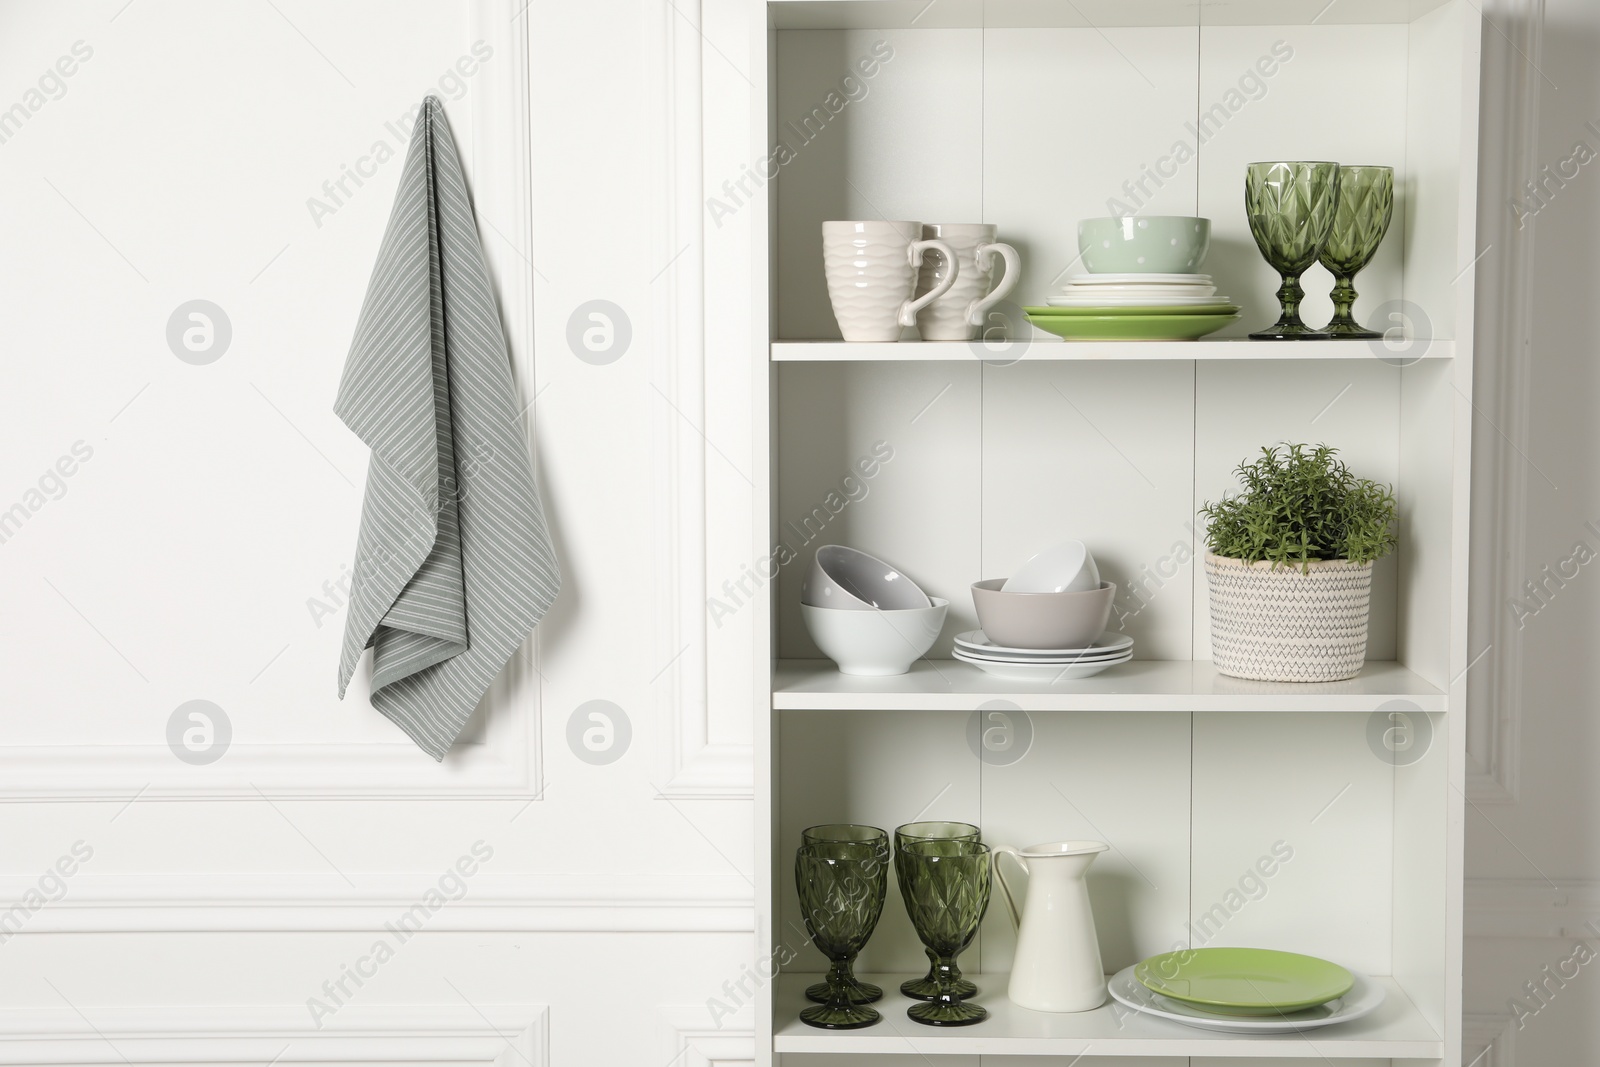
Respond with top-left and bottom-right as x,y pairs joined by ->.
1047,273 -> 1235,308
952,630 -> 1133,681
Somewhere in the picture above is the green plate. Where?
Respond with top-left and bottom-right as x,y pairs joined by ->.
1135,948 -> 1354,1016
1024,304 -> 1240,317
1026,311 -> 1238,342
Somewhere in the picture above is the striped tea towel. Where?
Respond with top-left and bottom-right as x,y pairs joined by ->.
335,96 -> 559,761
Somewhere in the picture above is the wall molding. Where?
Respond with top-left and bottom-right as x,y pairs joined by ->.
3,873 -> 754,934
1466,0 -> 1545,805
1466,878 -> 1600,940
652,0 -> 754,801
0,1004 -> 547,1066
0,0 -> 543,803
1465,1012 -> 1518,1067
660,1004 -> 755,1067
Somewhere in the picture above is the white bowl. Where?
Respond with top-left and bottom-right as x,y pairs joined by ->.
801,598 -> 948,676
1003,540 -> 1101,594
802,545 -> 931,610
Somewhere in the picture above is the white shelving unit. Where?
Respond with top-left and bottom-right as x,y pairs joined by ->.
718,1 -> 1482,1063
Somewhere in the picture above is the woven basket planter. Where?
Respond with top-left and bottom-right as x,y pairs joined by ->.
1204,553 -> 1374,682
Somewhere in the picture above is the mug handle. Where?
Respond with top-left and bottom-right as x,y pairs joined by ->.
968,241 -> 1021,326
899,238 -> 958,326
991,844 -> 1028,931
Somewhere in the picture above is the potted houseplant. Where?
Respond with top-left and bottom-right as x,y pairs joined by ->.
1200,443 -> 1397,682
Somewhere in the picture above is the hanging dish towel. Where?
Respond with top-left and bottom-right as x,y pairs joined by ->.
335,95 -> 559,760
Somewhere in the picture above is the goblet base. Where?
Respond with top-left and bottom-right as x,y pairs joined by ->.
901,975 -> 978,1001
806,977 -> 882,1005
800,1002 -> 881,1029
908,999 -> 989,1026
1321,320 -> 1382,339
1249,323 -> 1333,340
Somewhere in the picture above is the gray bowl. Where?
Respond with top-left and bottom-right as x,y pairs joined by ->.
970,578 -> 1117,650
803,545 -> 931,610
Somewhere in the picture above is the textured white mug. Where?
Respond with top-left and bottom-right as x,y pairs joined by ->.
821,220 -> 958,342
915,223 -> 1021,341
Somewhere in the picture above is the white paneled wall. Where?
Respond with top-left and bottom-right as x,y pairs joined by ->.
0,0 -> 752,1061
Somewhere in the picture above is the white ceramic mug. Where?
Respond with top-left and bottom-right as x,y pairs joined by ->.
821,220 -> 958,342
914,223 -> 1021,341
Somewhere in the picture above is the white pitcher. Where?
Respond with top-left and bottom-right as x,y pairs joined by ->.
993,839 -> 1110,1012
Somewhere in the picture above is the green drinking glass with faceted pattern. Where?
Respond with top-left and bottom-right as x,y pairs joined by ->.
1245,161 -> 1342,340
897,839 -> 992,1026
1318,165 -> 1394,339
799,825 -> 888,1007
796,834 -> 888,1027
894,822 -> 982,1002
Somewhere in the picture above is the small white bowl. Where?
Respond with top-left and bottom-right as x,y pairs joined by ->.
802,545 -> 931,611
1004,540 -> 1101,594
801,598 -> 949,676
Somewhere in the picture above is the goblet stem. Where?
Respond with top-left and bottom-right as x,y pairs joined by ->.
1251,271 -> 1329,340
1323,274 -> 1382,338
1277,273 -> 1306,327
901,946 -> 978,1000
1330,275 -> 1356,323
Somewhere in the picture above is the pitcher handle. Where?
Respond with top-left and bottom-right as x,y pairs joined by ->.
967,241 -> 1021,325
899,238 -> 958,326
991,844 -> 1027,931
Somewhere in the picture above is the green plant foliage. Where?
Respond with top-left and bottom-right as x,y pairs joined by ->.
1200,443 -> 1397,572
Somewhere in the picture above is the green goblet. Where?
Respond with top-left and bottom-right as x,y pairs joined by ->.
897,839 -> 992,1026
1318,165 -> 1395,338
1244,161 -> 1342,340
894,822 -> 982,1001
796,839 -> 888,1029
799,825 -> 889,1009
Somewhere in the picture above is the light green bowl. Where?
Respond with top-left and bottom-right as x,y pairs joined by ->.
1078,216 -> 1211,274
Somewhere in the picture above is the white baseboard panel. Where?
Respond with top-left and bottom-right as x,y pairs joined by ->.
0,1004 -> 546,1066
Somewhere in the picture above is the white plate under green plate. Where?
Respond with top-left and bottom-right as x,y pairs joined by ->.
953,630 -> 1133,659
1027,304 -> 1240,316
1066,272 -> 1211,285
1026,311 -> 1238,341
1135,948 -> 1354,1014
1108,965 -> 1385,1035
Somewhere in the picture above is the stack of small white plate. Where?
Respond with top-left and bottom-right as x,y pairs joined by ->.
952,630 -> 1133,681
1047,273 -> 1235,308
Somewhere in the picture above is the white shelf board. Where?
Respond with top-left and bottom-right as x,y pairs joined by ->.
772,659 -> 1447,712
768,0 -> 1453,30
771,339 -> 1454,362
774,972 -> 1442,1058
